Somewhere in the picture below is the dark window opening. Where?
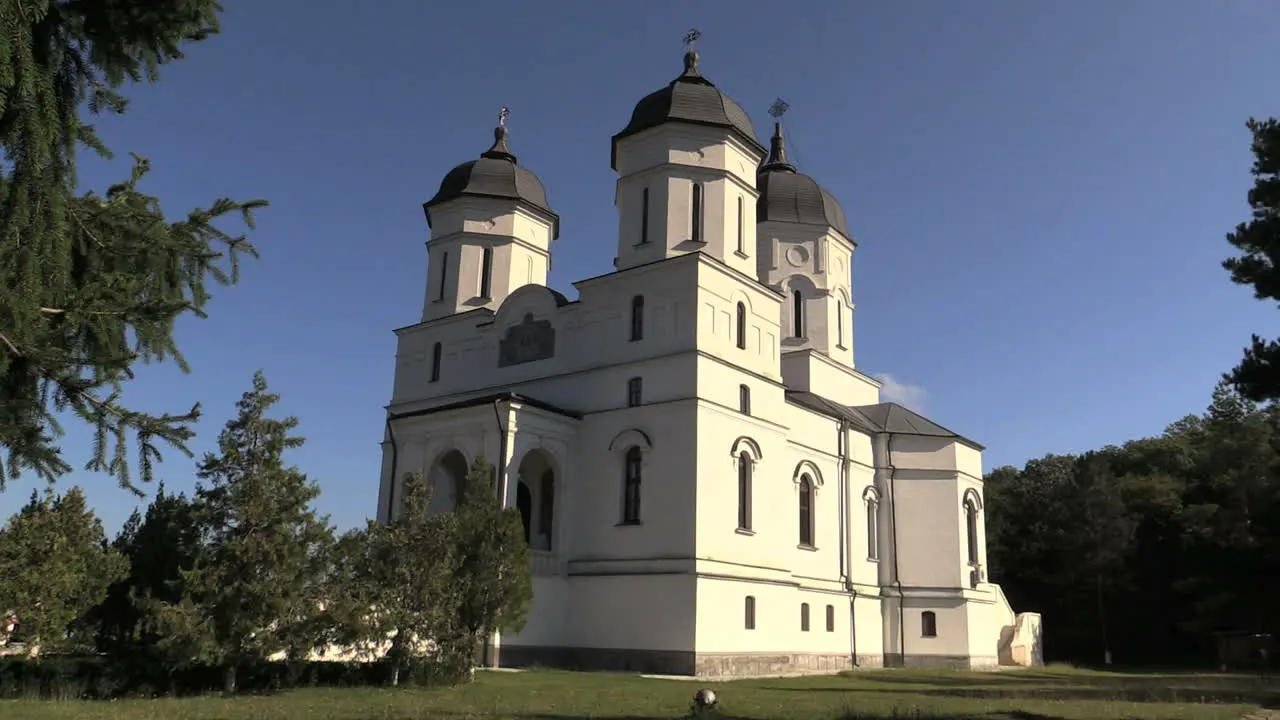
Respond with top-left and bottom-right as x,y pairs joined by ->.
800,603 -> 810,632
623,447 -> 642,524
744,596 -> 756,630
735,302 -> 747,350
826,604 -> 835,632
792,289 -> 804,338
922,611 -> 937,638
480,247 -> 493,298
640,187 -> 650,244
739,384 -> 751,415
627,377 -> 643,408
630,295 -> 644,341
737,452 -> 752,531
799,475 -> 815,546
430,342 -> 442,383
691,183 -> 704,242
437,251 -> 449,301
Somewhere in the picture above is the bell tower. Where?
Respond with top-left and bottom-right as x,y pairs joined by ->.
611,32 -> 766,276
421,109 -> 559,322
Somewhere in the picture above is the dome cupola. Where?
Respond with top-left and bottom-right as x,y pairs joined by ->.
424,111 -> 559,239
610,35 -> 765,170
756,121 -> 849,240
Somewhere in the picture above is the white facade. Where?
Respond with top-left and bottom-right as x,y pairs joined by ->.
376,51 -> 1041,677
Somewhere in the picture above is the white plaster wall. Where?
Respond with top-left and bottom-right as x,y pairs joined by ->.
779,350 -> 882,407
502,576 -> 568,647
565,575 -> 695,651
694,578 -> 855,656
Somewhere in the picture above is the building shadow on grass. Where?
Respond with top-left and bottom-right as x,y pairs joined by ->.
760,681 -> 1277,706
510,712 -> 1069,720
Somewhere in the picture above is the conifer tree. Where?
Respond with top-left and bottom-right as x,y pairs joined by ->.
0,0 -> 267,493
329,471 -> 458,686
0,486 -> 127,654
1223,117 -> 1280,401
153,372 -> 331,694
449,454 -> 532,672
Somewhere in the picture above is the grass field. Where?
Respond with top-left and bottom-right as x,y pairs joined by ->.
1,665 -> 1276,720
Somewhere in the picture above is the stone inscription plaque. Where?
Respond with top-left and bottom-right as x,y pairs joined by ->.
498,313 -> 556,368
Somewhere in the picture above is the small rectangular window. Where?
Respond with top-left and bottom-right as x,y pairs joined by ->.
867,501 -> 879,560
800,603 -> 810,632
627,377 -> 643,408
691,183 -> 704,242
739,385 -> 751,415
825,604 -> 835,632
922,611 -> 937,638
736,196 -> 745,254
744,596 -> 756,630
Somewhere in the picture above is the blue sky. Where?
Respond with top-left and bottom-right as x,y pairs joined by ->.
4,0 -> 1278,533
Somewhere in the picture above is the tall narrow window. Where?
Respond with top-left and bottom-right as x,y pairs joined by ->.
739,384 -> 751,415
640,188 -> 650,244
479,247 -> 493,298
792,289 -> 804,338
630,295 -> 645,341
691,183 -> 704,242
623,447 -> 642,524
437,251 -> 448,301
429,342 -> 442,383
825,604 -> 836,632
866,498 -> 879,560
800,603 -> 811,632
735,302 -> 747,350
922,611 -> 938,638
744,596 -> 756,630
836,300 -> 845,347
737,452 -> 752,531
736,196 -> 745,254
965,498 -> 980,565
798,475 -> 815,546
627,377 -> 643,408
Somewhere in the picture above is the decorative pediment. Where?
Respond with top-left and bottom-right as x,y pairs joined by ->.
498,313 -> 556,367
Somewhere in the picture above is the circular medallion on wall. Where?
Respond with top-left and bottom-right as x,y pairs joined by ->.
785,245 -> 810,267
486,219 -> 497,230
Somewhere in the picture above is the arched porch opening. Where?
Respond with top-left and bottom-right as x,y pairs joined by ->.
428,449 -> 469,514
517,449 -> 557,551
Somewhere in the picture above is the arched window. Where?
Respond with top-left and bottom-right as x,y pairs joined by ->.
736,196 -> 745,254
480,247 -> 493,298
965,496 -> 980,566
798,475 -> 815,547
735,302 -> 747,350
691,183 -> 704,242
792,289 -> 804,338
622,447 -> 642,524
744,596 -> 756,630
866,497 -> 879,560
430,342 -> 442,383
825,604 -> 835,632
800,602 -> 811,632
630,295 -> 645,342
921,611 -> 938,638
739,384 -> 751,415
640,187 -> 650,244
737,451 -> 753,531
437,251 -> 449,301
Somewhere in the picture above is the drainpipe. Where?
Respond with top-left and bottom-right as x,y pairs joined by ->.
836,418 -> 859,666
492,398 -> 508,503
886,433 -> 906,665
384,413 -> 399,523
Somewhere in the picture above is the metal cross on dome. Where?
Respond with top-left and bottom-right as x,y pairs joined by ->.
769,98 -> 790,120
684,28 -> 701,50
497,107 -> 509,127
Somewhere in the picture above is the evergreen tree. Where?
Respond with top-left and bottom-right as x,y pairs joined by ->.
329,471 -> 459,686
449,454 -> 532,672
1223,117 -> 1280,402
0,0 -> 267,493
153,372 -> 332,694
0,486 -> 127,654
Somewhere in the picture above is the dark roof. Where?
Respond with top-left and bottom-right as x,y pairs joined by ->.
786,390 -> 984,451
424,125 -> 560,239
611,51 -> 766,170
756,123 -> 850,240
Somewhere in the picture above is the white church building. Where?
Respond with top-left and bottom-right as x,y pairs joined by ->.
375,44 -> 1042,677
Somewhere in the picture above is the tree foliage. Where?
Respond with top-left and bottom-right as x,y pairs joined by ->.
1223,117 -> 1280,402
987,380 -> 1280,665
0,0 -> 267,493
0,486 -> 126,653
152,372 -> 332,694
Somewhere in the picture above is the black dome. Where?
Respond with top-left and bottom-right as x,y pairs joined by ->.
424,125 -> 559,239
611,51 -> 766,170
756,123 -> 850,240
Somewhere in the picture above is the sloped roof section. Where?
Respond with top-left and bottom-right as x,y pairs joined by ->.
785,391 -> 984,451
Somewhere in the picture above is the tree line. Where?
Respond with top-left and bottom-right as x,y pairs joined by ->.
0,372 -> 532,696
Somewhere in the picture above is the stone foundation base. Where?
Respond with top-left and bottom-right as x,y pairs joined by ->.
882,653 -> 1001,670
501,646 -> 891,678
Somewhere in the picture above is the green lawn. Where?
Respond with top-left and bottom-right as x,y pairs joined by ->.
1,665 -> 1275,719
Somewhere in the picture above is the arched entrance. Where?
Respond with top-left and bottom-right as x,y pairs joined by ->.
427,449 -> 468,514
516,449 -> 556,551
